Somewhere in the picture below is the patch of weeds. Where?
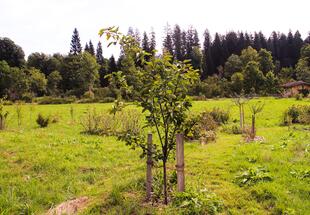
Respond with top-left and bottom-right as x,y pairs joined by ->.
250,188 -> 276,203
151,169 -> 177,203
234,166 -> 272,187
290,169 -> 310,180
222,123 -> 242,135
172,188 -> 223,215
246,156 -> 257,163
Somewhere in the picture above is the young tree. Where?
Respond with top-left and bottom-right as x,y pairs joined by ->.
47,71 -> 62,96
99,26 -> 199,204
295,44 -> 310,82
249,102 -> 264,140
224,54 -> 242,79
240,46 -> 259,67
258,49 -> 275,74
69,28 -> 82,55
243,61 -> 265,94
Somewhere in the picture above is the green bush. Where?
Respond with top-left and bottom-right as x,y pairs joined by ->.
283,105 -> 310,125
222,123 -> 242,134
36,114 -> 49,128
235,166 -> 272,187
184,111 -> 218,141
80,108 -> 142,136
209,107 -> 230,125
295,93 -> 303,101
173,188 -> 223,215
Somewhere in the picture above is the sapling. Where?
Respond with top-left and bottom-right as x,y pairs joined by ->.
70,105 -> 74,123
15,101 -> 23,127
100,26 -> 199,204
249,102 -> 264,140
0,98 -> 9,130
233,93 -> 250,132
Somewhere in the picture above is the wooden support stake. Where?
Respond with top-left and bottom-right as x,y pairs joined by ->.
146,133 -> 153,201
176,133 -> 185,192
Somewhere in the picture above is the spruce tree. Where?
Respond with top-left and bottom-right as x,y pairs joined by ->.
96,41 -> 104,65
149,30 -> 156,53
142,32 -> 150,52
84,42 -> 89,53
108,55 -> 117,73
70,28 -> 82,55
202,29 -> 214,79
163,25 -> 174,57
172,25 -> 183,60
88,40 -> 95,56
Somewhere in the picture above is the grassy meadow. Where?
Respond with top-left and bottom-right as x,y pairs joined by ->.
0,97 -> 309,214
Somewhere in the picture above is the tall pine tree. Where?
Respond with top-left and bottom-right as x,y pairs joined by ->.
88,40 -> 95,56
70,28 -> 82,55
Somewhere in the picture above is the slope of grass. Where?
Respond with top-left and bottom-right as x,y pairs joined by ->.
0,98 -> 309,214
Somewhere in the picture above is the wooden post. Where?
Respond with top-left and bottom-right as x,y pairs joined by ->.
146,133 -> 153,201
176,133 -> 185,192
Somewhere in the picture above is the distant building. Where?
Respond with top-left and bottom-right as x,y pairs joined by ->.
282,81 -> 310,97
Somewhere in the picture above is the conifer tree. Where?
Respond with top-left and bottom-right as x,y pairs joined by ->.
142,32 -> 150,52
70,28 -> 82,55
149,30 -> 156,53
84,42 -> 89,53
172,25 -> 183,60
88,40 -> 95,56
163,25 -> 174,57
96,42 -> 104,65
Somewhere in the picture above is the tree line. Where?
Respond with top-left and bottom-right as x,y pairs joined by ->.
0,26 -> 310,101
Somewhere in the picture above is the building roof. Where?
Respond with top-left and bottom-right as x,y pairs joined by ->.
282,81 -> 310,88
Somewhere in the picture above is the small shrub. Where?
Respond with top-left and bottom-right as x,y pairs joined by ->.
209,107 -> 230,125
15,102 -> 23,127
50,113 -> 61,123
36,114 -> 49,128
287,105 -> 300,123
295,93 -> 303,100
283,105 -> 310,125
222,123 -> 242,134
80,107 -> 106,135
299,105 -> 310,124
235,166 -> 272,187
184,111 -> 218,141
173,188 -> 223,215
250,188 -> 276,203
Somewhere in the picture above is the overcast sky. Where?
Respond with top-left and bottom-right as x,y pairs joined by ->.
1,0 -> 309,58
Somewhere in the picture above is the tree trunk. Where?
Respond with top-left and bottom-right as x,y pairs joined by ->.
239,106 -> 243,130
176,133 -> 185,192
251,114 -> 255,139
163,160 -> 168,204
146,134 -> 153,201
241,104 -> 245,131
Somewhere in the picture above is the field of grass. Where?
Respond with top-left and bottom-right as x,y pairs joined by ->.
0,97 -> 309,214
